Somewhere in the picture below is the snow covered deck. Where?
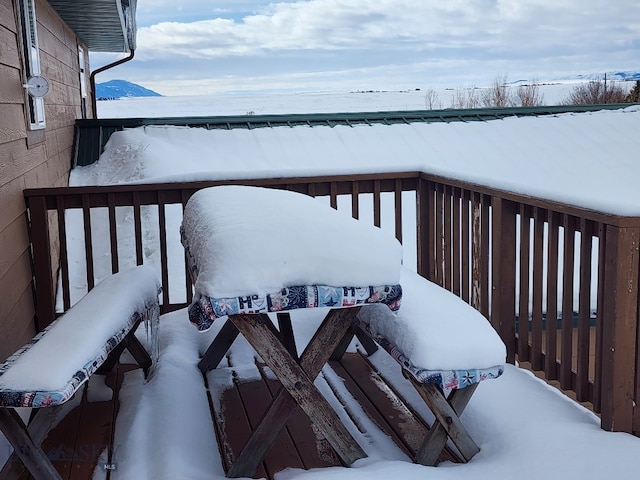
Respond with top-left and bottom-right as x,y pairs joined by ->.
10,308 -> 638,480
12,105 -> 640,478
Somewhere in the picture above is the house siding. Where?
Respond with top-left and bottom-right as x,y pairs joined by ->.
0,0 -> 93,361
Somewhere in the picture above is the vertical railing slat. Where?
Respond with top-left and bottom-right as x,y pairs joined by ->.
182,189 -> 194,305
416,177 -> 431,279
82,194 -> 95,290
452,188 -> 461,297
444,185 -> 452,291
545,211 -> 559,380
133,191 -> 143,265
56,196 -> 71,312
351,181 -> 359,220
158,191 -> 170,310
480,195 -> 490,318
471,192 -> 482,310
330,182 -> 338,210
531,207 -> 545,371
461,190 -> 470,304
576,219 -> 593,401
394,179 -> 402,244
518,205 -> 531,361
108,192 -> 119,274
560,215 -> 576,390
373,180 -> 381,228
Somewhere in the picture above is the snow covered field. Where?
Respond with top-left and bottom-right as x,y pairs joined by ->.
96,82 -> 609,118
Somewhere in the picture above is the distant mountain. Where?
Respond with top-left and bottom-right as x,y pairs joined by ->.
574,70 -> 640,82
96,80 -> 161,100
610,71 -> 640,81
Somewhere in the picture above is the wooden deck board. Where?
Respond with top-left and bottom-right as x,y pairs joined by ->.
208,352 -> 461,479
14,362 -> 136,480
333,353 -> 460,464
208,371 -> 269,479
236,368 -> 306,478
260,368 -> 341,470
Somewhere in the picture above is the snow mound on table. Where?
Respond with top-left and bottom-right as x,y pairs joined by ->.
181,185 -> 403,298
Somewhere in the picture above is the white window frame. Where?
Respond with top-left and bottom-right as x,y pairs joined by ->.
78,45 -> 88,118
19,0 -> 46,129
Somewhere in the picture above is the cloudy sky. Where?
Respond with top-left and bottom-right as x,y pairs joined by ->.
90,0 -> 640,96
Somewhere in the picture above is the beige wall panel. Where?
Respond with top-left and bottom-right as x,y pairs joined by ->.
40,50 -> 66,87
44,127 -> 60,160
0,175 -> 28,232
37,0 -> 78,53
0,137 -> 46,187
0,289 -> 36,362
0,24 -> 19,67
0,251 -> 33,335
55,121 -> 74,151
0,63 -> 23,103
0,104 -> 27,143
39,53 -> 80,92
24,141 -> 70,188
43,71 -> 68,105
42,103 -> 76,130
0,214 -> 29,276
0,1 -> 17,32
37,18 -> 75,70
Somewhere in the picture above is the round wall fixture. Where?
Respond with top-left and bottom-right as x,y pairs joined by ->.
24,75 -> 50,98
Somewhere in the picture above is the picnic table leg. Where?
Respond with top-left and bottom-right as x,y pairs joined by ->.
226,309 -> 366,477
410,380 -> 480,465
198,319 -> 240,373
124,331 -> 153,376
0,408 -> 63,480
277,312 -> 299,361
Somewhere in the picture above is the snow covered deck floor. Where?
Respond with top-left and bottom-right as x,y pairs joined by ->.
208,352 -> 459,479
9,350 -> 458,480
11,363 -> 136,480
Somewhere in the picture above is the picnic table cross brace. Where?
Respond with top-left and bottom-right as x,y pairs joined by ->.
212,308 -> 367,478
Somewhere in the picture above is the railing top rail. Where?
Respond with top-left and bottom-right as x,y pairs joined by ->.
24,170 -> 640,228
423,172 -> 640,228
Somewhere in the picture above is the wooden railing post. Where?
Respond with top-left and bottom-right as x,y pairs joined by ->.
416,177 -> 432,279
25,195 -> 56,331
601,225 -> 640,433
491,198 -> 517,364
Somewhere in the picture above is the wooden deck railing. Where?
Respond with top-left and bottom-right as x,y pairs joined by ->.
24,171 -> 640,436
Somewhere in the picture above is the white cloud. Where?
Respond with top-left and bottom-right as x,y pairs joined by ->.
91,0 -> 640,95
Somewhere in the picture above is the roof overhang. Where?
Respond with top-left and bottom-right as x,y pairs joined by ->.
47,0 -> 137,52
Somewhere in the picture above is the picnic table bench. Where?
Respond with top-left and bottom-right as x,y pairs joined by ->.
0,265 -> 161,480
181,185 -> 506,477
357,267 -> 505,464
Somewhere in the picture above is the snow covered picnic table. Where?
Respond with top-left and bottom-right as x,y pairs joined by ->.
180,185 -> 506,475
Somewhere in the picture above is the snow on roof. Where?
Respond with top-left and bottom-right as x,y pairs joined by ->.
74,105 -> 640,217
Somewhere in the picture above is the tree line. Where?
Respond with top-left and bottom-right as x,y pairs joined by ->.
424,76 -> 640,109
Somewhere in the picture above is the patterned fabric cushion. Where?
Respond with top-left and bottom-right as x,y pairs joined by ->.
360,321 -> 503,390
188,283 -> 402,332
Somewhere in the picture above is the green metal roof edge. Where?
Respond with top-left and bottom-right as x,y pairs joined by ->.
78,103 -> 634,129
